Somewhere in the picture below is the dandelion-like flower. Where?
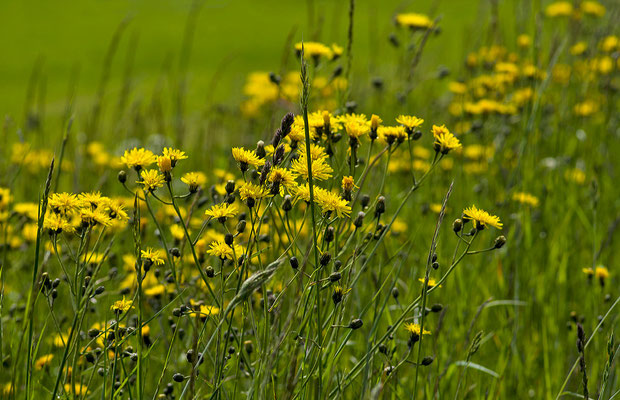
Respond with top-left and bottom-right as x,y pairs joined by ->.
111,296 -> 134,314
432,125 -> 462,154
396,115 -> 424,133
139,169 -> 165,192
238,182 -> 270,202
377,126 -> 407,145
162,148 -> 187,166
207,241 -> 242,260
232,147 -> 265,172
395,13 -> 434,29
291,156 -> 333,181
462,205 -> 503,230
404,323 -> 431,337
48,192 -> 79,215
44,212 -> 75,234
121,147 -> 157,170
181,172 -> 207,192
141,247 -> 165,266
315,189 -> 351,218
205,203 -> 238,222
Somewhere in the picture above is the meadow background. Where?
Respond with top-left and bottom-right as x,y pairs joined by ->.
0,0 -> 619,399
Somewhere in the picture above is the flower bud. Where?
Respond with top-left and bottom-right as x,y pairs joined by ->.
349,319 -> 363,330
494,235 -> 506,249
118,170 -> 127,183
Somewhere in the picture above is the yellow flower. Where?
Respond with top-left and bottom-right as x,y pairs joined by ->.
78,191 -> 105,209
157,155 -> 172,173
432,125 -> 461,154
395,115 -> 424,133
267,167 -> 297,189
298,143 -> 328,161
141,247 -> 165,266
517,34 -> 531,48
104,199 -> 129,221
162,147 -> 187,165
79,208 -> 112,227
545,1 -> 573,17
370,114 -> 382,131
377,126 -> 407,145
121,147 -> 157,170
232,147 -> 265,171
139,169 -> 165,192
580,1 -> 605,17
418,277 -> 441,288
463,205 -> 503,230
341,176 -> 357,193
205,203 -> 238,221
570,41 -> 587,56
595,266 -> 609,280
181,172 -> 207,192
291,156 -> 333,181
315,188 -> 351,218
238,182 -> 270,201
34,354 -> 54,370
64,383 -> 88,396
512,192 -> 539,207
191,305 -> 220,318
207,241 -> 242,260
395,13 -> 433,29
145,285 -> 167,297
111,296 -> 134,314
294,41 -> 334,60
43,212 -> 75,234
344,121 -> 369,139
404,323 -> 431,336
48,192 -> 79,215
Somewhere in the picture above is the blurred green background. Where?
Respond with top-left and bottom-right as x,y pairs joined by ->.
0,0 -> 520,122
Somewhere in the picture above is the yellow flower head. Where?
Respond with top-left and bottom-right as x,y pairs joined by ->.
395,13 -> 433,29
545,1 -> 573,17
34,354 -> 54,370
595,266 -> 609,280
141,247 -> 165,266
268,167 -> 297,189
418,277 -> 441,288
157,155 -> 173,173
404,322 -> 431,336
139,169 -> 165,192
44,212 -> 75,234
463,205 -> 503,230
432,125 -> 461,154
377,126 -> 407,145
181,172 -> 207,192
162,147 -> 187,165
396,115 -> 424,132
291,156 -> 333,181
191,305 -> 220,319
205,203 -> 238,222
48,192 -> 79,215
207,240 -> 242,260
315,188 -> 351,218
111,296 -> 134,314
232,147 -> 265,171
79,208 -> 112,227
344,121 -> 369,139
370,114 -> 382,131
121,147 -> 157,170
295,41 -> 334,60
238,182 -> 270,202
341,176 -> 357,193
